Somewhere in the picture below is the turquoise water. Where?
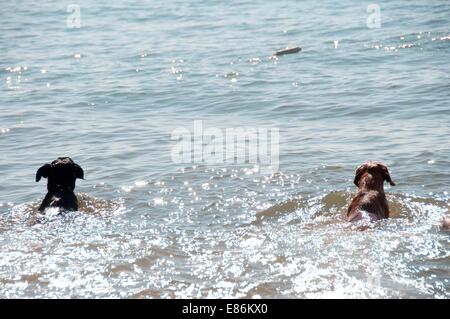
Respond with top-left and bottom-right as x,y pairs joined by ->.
1,0 -> 449,298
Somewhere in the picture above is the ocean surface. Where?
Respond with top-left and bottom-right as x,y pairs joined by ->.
1,0 -> 449,298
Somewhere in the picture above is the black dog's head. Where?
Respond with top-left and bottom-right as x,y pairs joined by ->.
36,157 -> 84,194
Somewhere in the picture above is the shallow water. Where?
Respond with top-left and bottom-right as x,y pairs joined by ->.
1,0 -> 449,298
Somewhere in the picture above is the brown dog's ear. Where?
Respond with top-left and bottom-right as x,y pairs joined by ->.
378,163 -> 395,186
73,164 -> 84,180
354,163 -> 367,187
36,164 -> 51,182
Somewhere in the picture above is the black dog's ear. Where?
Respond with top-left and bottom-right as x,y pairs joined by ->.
354,163 -> 367,187
378,163 -> 395,186
73,164 -> 84,180
36,164 -> 52,182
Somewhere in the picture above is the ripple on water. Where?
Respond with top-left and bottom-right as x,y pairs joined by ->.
1,1 -> 449,298
1,165 -> 449,298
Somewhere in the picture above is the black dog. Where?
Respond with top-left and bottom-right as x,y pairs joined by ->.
36,157 -> 84,211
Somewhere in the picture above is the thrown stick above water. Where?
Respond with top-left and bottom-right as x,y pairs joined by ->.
274,47 -> 302,56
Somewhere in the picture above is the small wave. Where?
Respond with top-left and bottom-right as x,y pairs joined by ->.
253,191 -> 448,228
3,193 -> 125,227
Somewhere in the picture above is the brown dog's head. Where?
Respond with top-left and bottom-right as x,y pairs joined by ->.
354,161 -> 395,187
36,157 -> 84,193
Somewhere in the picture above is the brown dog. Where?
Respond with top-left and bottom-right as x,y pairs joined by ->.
36,157 -> 84,211
443,215 -> 450,230
347,161 -> 395,223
